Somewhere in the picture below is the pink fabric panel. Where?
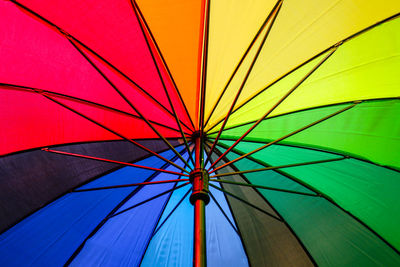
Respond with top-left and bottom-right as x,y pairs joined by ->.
0,2 -> 133,114
17,0 -> 175,111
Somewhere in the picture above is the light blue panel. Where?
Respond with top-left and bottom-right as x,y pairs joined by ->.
0,149 -> 177,266
141,158 -> 248,266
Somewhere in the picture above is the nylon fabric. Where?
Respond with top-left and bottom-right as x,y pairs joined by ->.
209,153 -> 314,266
219,147 -> 400,266
0,1 -> 183,155
135,0 -> 203,126
0,2 -> 133,114
73,41 -> 190,131
220,16 -> 400,129
54,96 -> 180,138
206,183 -> 249,267
0,89 -> 183,155
141,161 -> 248,266
208,51 -> 328,130
70,162 -> 187,266
140,179 -> 193,266
215,0 -> 400,117
17,0 -> 177,112
220,141 -> 400,251
0,140 -> 180,232
0,149 -> 179,266
204,0 -> 276,126
214,100 -> 400,169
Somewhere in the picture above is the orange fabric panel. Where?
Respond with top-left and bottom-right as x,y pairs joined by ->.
136,0 -> 204,128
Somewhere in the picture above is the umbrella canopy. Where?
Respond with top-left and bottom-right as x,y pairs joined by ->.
1,0 -> 400,266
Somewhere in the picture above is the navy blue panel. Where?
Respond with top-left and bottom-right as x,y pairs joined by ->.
0,149 -> 178,266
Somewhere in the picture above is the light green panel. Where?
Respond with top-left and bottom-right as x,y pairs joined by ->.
217,142 -> 400,252
219,16 -> 400,130
213,100 -> 400,169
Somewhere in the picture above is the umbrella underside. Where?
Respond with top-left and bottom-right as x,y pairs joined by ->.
1,0 -> 400,266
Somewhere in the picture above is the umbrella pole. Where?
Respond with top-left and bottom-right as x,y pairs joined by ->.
190,134 -> 210,267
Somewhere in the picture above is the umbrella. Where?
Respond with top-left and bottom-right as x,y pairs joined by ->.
1,0 -> 400,266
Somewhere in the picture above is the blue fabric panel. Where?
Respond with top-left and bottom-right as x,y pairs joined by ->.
0,149 -> 177,266
70,154 -> 189,267
141,181 -> 194,266
206,184 -> 249,267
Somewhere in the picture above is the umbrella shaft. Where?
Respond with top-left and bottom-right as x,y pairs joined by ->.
191,133 -> 208,266
194,199 -> 206,267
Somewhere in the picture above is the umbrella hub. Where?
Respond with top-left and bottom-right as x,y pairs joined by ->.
189,168 -> 210,205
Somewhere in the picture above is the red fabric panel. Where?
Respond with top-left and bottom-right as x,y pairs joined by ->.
0,89 -> 180,155
74,42 -> 185,131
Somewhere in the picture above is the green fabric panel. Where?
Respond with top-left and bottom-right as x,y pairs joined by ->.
215,142 -> 329,194
217,142 -> 400,251
212,99 -> 400,169
216,146 -> 400,266
222,16 -> 400,130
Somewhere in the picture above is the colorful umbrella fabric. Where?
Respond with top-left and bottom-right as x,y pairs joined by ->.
1,0 -> 400,266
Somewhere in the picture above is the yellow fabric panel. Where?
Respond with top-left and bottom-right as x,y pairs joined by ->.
217,16 -> 400,130
206,0 -> 400,128
204,0 -> 276,124
204,19 -> 274,130
209,52 -> 328,131
136,0 -> 203,127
